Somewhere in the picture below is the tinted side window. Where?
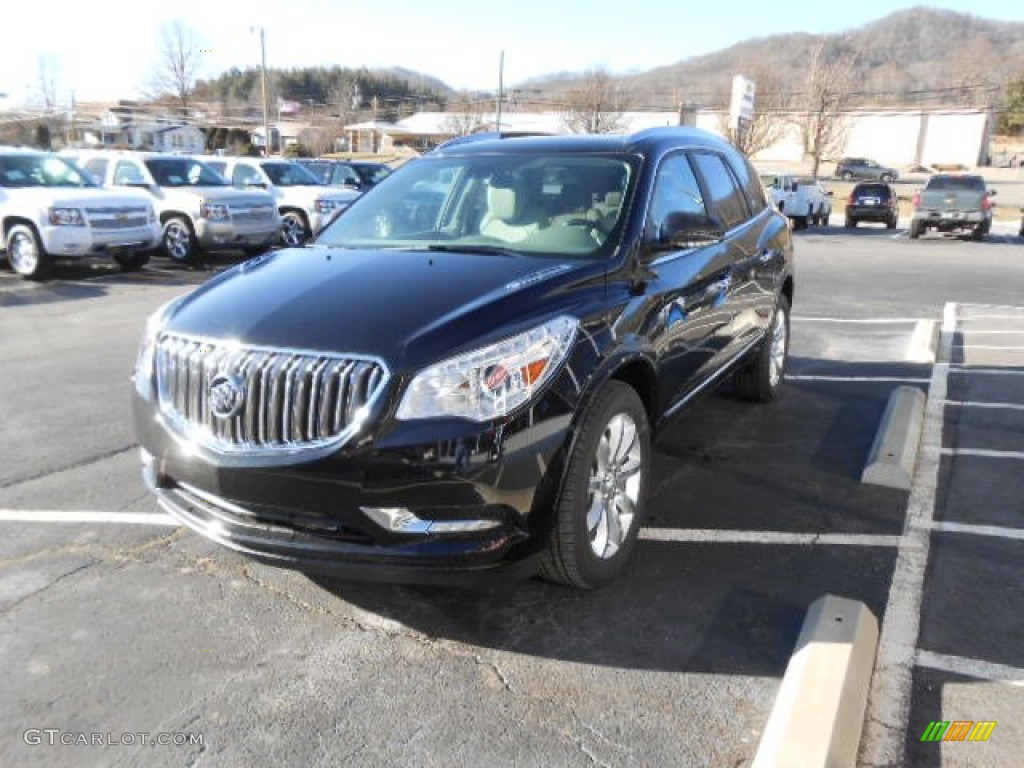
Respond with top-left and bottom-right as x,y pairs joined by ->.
84,158 -> 109,184
648,153 -> 706,238
232,164 -> 262,186
726,151 -> 767,214
690,152 -> 749,230
113,160 -> 145,186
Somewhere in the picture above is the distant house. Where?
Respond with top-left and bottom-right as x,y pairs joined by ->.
250,121 -> 310,154
90,106 -> 205,152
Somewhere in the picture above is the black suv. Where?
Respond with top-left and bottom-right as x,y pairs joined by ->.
845,182 -> 899,229
132,128 -> 794,589
835,157 -> 899,182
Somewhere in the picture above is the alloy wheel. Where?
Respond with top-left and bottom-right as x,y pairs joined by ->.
585,412 -> 643,559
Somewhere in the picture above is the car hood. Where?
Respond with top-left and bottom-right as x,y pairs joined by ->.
7,187 -> 154,211
271,185 -> 359,207
159,186 -> 274,208
164,247 -> 602,372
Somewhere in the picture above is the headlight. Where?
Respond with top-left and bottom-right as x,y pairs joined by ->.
48,207 -> 85,226
134,294 -> 188,382
200,202 -> 231,220
313,199 -> 342,215
396,315 -> 578,422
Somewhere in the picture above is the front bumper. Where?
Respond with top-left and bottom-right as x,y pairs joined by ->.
41,224 -> 160,258
134,386 -> 575,585
194,218 -> 281,250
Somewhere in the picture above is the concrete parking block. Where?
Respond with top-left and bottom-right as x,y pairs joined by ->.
862,386 -> 927,490
753,594 -> 879,768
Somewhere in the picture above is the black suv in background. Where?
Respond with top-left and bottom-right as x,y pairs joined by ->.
835,157 -> 899,182
133,128 -> 794,590
845,182 -> 899,229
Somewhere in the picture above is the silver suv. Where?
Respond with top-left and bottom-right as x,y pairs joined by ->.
205,157 -> 359,246
71,150 -> 281,264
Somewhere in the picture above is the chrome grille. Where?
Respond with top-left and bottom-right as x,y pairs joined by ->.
155,333 -> 388,455
231,205 -> 277,222
85,206 -> 150,230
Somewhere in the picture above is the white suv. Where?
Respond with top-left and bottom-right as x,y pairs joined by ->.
71,150 -> 281,264
204,157 -> 359,246
0,147 -> 159,279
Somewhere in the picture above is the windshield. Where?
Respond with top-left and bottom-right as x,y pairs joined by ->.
144,158 -> 228,187
317,152 -> 636,259
262,162 -> 321,186
0,155 -> 98,188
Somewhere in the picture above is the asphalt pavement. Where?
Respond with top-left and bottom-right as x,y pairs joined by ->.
1,228 -> 1022,767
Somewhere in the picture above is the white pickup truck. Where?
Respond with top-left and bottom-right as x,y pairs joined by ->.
759,172 -> 832,229
1,147 -> 160,279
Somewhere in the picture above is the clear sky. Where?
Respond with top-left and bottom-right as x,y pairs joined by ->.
2,0 -> 1021,107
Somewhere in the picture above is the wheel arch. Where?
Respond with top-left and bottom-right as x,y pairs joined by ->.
3,216 -> 40,240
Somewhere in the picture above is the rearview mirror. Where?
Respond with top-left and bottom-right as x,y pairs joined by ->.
653,212 -> 725,251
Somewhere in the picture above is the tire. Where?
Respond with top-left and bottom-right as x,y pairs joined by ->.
971,223 -> 987,241
734,294 -> 790,403
280,211 -> 310,247
113,251 -> 150,271
162,216 -> 199,264
846,217 -> 857,228
842,171 -> 853,181
881,174 -> 894,183
886,215 -> 897,230
5,223 -> 53,280
539,380 -> 650,589
909,219 -> 922,239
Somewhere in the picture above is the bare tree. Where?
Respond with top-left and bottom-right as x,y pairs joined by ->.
718,65 -> 792,157
442,91 -> 485,136
795,41 -> 858,176
561,69 -> 628,134
37,56 -> 60,112
149,21 -> 201,117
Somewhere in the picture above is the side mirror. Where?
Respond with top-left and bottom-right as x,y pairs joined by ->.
653,212 -> 725,252
123,181 -> 155,192
340,179 -> 362,191
242,180 -> 267,189
988,189 -> 997,196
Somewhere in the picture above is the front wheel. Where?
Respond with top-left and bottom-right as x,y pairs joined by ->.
6,224 -> 52,280
909,219 -> 922,239
162,216 -> 199,264
540,381 -> 650,589
842,171 -> 853,181
280,212 -> 310,247
734,294 -> 790,402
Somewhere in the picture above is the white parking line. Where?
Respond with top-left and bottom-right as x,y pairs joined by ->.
954,345 -> 1024,351
927,520 -> 1024,541
639,529 -> 900,547
948,367 -> 1024,376
0,509 -> 176,525
786,375 -> 930,384
793,317 -> 923,324
916,650 -> 1024,687
940,400 -> 1024,411
860,302 -> 956,767
940,448 -> 1024,460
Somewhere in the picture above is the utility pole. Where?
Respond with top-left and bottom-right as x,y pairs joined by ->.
495,50 -> 505,132
257,27 -> 271,157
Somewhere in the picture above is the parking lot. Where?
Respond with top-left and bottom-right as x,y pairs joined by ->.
2,224 -> 1023,767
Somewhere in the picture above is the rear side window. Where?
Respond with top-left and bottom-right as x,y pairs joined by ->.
726,152 -> 767,214
84,158 -> 109,184
690,152 -> 749,230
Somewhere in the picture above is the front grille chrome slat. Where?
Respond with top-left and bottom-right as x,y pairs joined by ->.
155,334 -> 388,457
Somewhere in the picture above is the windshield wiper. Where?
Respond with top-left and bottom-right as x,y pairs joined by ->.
425,244 -> 520,257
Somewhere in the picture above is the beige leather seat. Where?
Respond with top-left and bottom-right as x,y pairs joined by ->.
479,184 -> 543,242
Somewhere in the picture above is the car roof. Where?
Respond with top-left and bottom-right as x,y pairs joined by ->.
430,127 -> 735,158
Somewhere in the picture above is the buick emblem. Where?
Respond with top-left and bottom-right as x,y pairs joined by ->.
209,373 -> 245,419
